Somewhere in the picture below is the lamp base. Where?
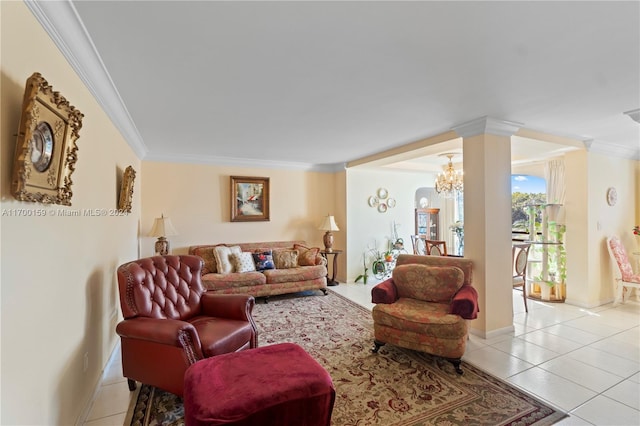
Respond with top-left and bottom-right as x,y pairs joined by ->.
323,231 -> 334,252
155,237 -> 169,256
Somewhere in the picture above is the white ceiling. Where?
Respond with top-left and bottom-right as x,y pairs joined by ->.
33,1 -> 640,171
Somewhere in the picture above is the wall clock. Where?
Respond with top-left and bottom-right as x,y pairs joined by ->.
606,187 -> 617,206
12,73 -> 84,205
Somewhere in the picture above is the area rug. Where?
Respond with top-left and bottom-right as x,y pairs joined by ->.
126,290 -> 567,425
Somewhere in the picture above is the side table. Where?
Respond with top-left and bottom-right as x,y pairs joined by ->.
320,249 -> 342,286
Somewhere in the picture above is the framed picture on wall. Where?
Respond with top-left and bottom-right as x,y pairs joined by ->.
118,165 -> 136,213
231,176 -> 270,222
11,72 -> 84,205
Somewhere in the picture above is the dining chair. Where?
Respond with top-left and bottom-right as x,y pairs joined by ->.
410,235 -> 427,255
606,236 -> 640,305
512,243 -> 531,312
425,240 -> 447,256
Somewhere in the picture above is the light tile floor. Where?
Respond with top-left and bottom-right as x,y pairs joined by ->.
84,285 -> 640,425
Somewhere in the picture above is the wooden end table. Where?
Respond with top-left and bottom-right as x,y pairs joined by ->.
320,249 -> 342,286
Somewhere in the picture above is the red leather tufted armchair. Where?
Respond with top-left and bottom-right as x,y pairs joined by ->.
116,255 -> 257,396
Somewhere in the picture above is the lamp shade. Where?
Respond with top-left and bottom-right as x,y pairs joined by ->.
149,215 -> 178,237
318,215 -> 340,232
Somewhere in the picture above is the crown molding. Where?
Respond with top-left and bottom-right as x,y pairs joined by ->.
144,152 -> 343,173
583,139 -> 640,160
451,116 -> 523,138
25,0 -> 148,158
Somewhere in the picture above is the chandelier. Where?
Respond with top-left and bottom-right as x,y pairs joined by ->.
435,154 -> 463,198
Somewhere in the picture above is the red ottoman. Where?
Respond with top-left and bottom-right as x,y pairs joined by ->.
183,343 -> 335,426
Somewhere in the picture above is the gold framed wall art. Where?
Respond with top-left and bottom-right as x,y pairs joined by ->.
231,176 -> 270,222
12,72 -> 84,205
118,166 -> 136,213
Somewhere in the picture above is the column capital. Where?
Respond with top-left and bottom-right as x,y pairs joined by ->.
451,116 -> 523,138
623,108 -> 640,123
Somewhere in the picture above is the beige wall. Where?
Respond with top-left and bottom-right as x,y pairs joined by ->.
1,2 -> 141,424
140,162 -> 335,257
564,151 -> 638,307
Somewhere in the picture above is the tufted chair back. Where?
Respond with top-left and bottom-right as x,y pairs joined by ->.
116,254 -> 257,396
118,255 -> 205,321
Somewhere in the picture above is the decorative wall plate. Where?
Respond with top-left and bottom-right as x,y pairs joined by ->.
378,203 -> 388,213
12,72 -> 84,205
377,188 -> 388,199
387,198 -> 396,208
368,196 -> 379,207
606,187 -> 617,206
118,166 -> 136,213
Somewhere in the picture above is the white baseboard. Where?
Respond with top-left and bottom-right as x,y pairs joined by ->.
75,340 -> 122,426
469,324 -> 514,340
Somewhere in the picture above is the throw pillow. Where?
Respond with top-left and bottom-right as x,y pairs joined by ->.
192,246 -> 221,274
274,249 -> 299,269
294,244 -> 320,266
230,252 -> 257,273
252,250 -> 275,271
213,245 -> 242,274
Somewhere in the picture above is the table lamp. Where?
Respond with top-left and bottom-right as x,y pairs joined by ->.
149,214 -> 178,255
318,215 -> 339,252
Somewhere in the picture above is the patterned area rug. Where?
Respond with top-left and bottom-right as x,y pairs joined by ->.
126,290 -> 567,425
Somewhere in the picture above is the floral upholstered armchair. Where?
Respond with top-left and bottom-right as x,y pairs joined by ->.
371,254 -> 478,374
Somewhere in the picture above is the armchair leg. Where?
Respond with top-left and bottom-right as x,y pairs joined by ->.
371,340 -> 385,353
321,288 -> 328,295
447,358 -> 463,375
127,378 -> 137,391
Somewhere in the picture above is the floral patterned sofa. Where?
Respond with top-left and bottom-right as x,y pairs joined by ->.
370,254 -> 478,374
188,241 -> 328,300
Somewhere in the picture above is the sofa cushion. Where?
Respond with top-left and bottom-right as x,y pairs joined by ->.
214,245 -> 242,274
202,272 -> 266,290
253,250 -> 275,271
273,249 -> 299,269
263,264 -> 327,284
392,264 -> 464,303
294,244 -> 321,266
230,252 -> 257,273
372,298 -> 467,339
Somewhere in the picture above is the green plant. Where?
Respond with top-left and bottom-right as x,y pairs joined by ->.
354,253 -> 369,284
547,222 -> 566,284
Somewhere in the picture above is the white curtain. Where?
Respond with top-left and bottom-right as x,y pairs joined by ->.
440,197 -> 456,251
544,159 -> 566,223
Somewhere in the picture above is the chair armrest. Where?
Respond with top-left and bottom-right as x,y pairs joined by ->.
371,278 -> 398,304
116,317 -> 199,347
200,293 -> 255,321
449,285 -> 479,319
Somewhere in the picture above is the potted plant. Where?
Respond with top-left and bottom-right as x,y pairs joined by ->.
384,250 -> 394,262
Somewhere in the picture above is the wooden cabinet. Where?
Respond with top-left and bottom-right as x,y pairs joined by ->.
415,208 -> 439,240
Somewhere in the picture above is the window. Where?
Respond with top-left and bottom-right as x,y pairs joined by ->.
512,175 -> 546,235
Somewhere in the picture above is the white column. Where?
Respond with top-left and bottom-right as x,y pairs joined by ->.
452,117 -> 521,338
